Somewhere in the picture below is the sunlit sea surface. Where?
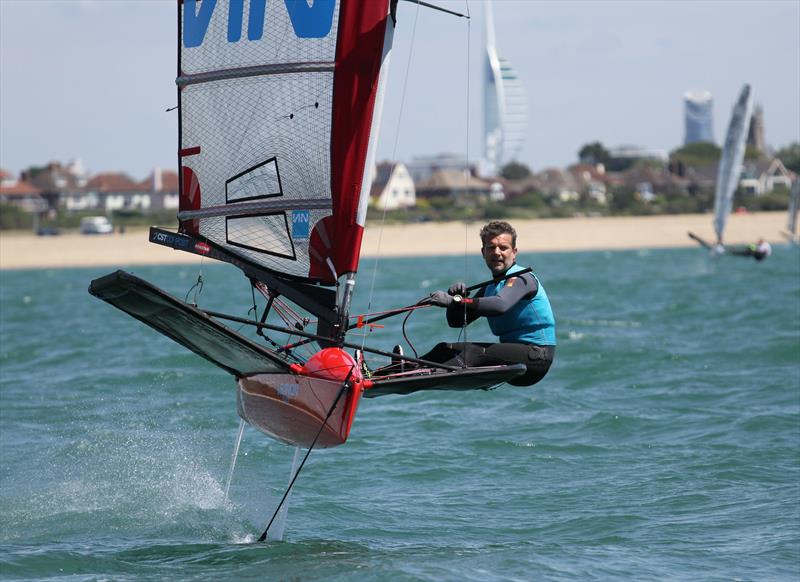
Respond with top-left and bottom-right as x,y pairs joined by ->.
1,246 -> 799,580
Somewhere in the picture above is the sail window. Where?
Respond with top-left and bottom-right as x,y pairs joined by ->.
226,212 -> 296,260
226,157 -> 283,203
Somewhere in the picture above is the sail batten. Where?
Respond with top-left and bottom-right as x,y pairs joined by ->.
178,198 -> 333,220
177,61 -> 336,87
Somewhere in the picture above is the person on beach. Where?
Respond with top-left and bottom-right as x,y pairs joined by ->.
409,220 -> 556,387
688,232 -> 772,261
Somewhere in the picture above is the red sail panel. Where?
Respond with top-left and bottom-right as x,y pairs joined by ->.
310,0 -> 391,281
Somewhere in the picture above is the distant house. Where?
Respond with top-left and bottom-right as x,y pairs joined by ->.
138,168 -> 180,211
567,163 -> 608,204
22,161 -> 86,211
370,162 -> 415,210
614,165 -> 684,202
530,168 -> 580,203
86,172 -> 149,212
0,169 -> 46,212
415,168 -> 491,202
739,158 -> 794,195
405,153 -> 471,183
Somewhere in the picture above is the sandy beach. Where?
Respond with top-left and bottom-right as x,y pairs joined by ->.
0,211 -> 790,270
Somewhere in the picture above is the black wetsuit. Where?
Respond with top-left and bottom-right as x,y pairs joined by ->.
419,269 -> 555,387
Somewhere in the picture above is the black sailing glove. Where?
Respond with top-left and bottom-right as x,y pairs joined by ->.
429,290 -> 453,308
447,281 -> 467,297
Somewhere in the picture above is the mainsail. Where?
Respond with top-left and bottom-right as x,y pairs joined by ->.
712,84 -> 753,243
177,0 -> 395,302
788,179 -> 799,242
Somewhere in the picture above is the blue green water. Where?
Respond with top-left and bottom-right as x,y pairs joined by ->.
1,246 -> 799,580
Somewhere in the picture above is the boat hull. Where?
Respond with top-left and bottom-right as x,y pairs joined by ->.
237,372 -> 362,448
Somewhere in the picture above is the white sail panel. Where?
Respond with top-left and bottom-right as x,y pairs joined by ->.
713,84 -> 753,242
789,180 -> 800,239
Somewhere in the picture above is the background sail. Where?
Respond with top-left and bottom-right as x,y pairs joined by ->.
713,84 -> 753,243
178,0 -> 393,284
788,179 -> 799,240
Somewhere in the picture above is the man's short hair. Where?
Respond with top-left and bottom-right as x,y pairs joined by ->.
480,220 -> 517,247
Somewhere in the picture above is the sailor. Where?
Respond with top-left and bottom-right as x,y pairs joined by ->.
751,238 -> 772,261
688,232 -> 772,261
421,220 -> 556,387
726,237 -> 772,260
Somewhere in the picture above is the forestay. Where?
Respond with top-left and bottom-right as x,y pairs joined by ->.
177,0 -> 395,288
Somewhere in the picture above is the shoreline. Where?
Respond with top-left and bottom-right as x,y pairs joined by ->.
0,211 -> 790,270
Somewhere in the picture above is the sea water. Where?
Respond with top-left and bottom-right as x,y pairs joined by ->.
1,246 -> 798,580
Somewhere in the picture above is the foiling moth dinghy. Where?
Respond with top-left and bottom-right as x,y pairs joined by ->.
688,83 -> 753,256
89,0 -> 525,540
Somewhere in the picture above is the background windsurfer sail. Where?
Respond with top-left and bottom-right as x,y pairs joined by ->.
688,83 -> 754,258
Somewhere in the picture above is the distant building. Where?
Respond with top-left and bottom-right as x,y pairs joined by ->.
406,154 -> 473,183
22,161 -> 86,211
483,0 -> 528,176
0,169 -> 46,212
684,89 -> 714,145
530,168 -> 580,203
415,168 -> 491,202
739,158 -> 794,195
567,164 -> 608,204
86,172 -> 148,212
138,168 -> 180,211
608,145 -> 668,162
370,162 -> 415,210
747,103 -> 766,154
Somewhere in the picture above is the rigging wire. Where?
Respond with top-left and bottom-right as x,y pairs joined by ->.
460,0 -> 472,356
400,0 -> 470,18
184,272 -> 204,305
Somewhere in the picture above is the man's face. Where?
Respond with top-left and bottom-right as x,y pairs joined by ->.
481,233 -> 517,276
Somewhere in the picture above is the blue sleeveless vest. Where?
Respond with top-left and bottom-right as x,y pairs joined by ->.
483,263 -> 556,345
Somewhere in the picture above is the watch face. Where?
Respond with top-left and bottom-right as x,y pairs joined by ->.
453,295 -> 462,303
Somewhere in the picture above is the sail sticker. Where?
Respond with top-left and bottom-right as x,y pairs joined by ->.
285,0 -> 336,38
292,210 -> 310,239
180,146 -> 201,157
195,242 -> 211,254
183,0 -> 335,48
151,230 -> 192,250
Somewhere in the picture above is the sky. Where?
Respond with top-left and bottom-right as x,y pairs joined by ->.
1,0 -> 798,181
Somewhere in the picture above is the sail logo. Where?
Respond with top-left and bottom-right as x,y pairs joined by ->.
292,210 -> 310,239
184,0 -> 335,48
